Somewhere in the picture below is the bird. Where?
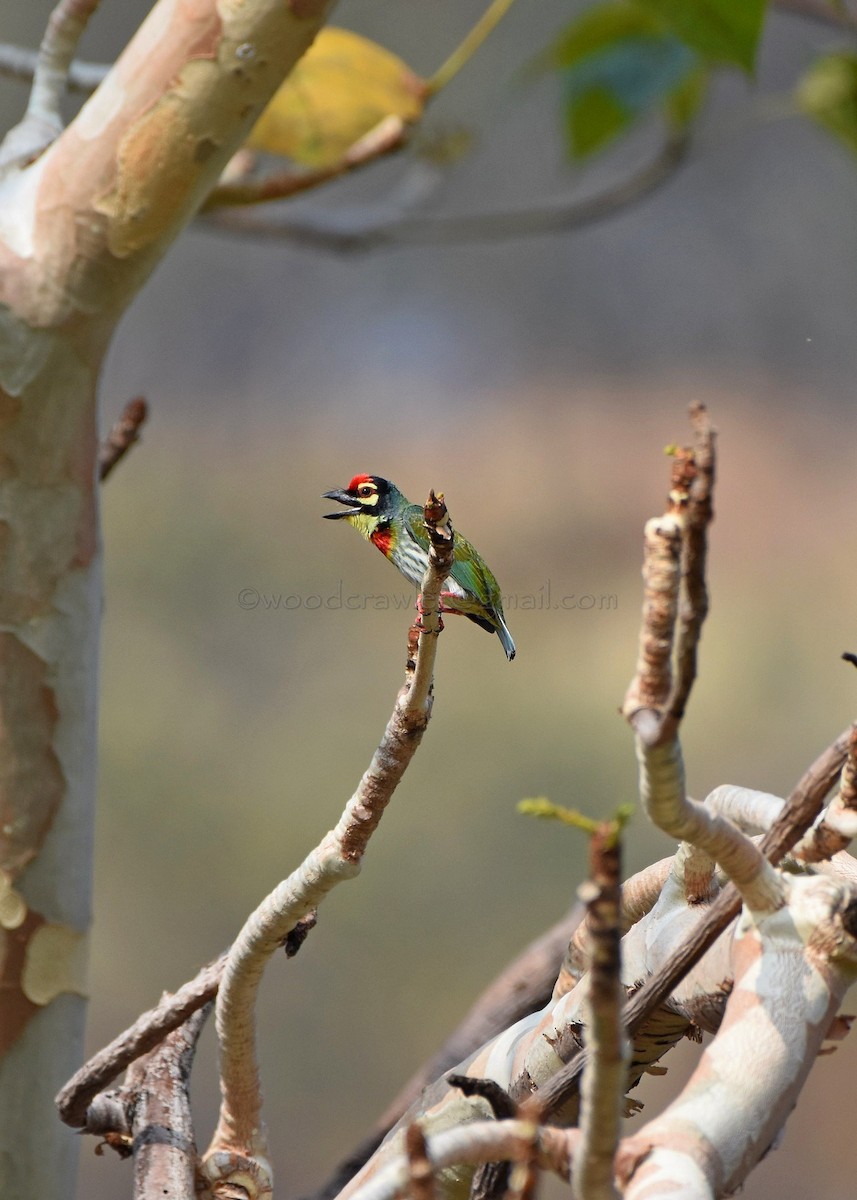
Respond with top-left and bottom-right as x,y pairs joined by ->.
323,474 -> 516,661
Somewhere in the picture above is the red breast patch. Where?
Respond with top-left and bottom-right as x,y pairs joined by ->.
371,528 -> 393,556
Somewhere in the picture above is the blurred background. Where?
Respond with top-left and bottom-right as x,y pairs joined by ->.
4,2 -> 857,1197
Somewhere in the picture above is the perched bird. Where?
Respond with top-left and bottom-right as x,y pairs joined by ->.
323,474 -> 516,661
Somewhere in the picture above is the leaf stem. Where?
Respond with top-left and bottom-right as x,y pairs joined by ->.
426,0 -> 519,96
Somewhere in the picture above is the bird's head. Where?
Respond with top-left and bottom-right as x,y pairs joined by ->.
322,475 -> 398,533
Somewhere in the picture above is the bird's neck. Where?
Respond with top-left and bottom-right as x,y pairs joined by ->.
346,511 -> 391,544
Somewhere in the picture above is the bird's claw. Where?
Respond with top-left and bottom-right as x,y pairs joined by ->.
414,594 -> 444,635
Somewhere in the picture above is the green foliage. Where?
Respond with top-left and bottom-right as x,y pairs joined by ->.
797,52 -> 857,157
636,0 -> 766,72
543,0 -> 766,158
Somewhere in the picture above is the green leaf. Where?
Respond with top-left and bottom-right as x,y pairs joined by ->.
567,85 -> 629,156
636,0 -> 766,72
551,1 -> 667,67
797,52 -> 857,156
545,3 -> 715,159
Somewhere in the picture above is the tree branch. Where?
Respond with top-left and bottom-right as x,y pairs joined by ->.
200,492 -> 455,1200
56,952 -> 226,1130
522,724 -> 851,1123
572,826 -> 625,1200
0,0 -> 102,170
128,1004 -> 211,1200
99,396 -> 148,481
199,131 -> 691,253
203,116 -> 408,210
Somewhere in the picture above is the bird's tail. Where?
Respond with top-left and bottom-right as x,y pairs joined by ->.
496,615 -> 516,661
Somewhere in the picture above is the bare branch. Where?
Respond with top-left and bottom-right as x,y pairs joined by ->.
129,1004 -> 210,1200
200,492 -> 455,1200
523,726 -> 851,1123
345,1121 -> 572,1200
619,408 -> 783,913
793,723 -> 857,861
572,826 -> 625,1200
404,1124 -> 435,1200
0,42 -> 105,94
56,952 -> 226,1129
203,116 -> 408,210
58,909 -> 318,1136
99,396 -> 148,482
667,402 -> 714,722
199,132 -> 691,253
617,869 -> 857,1198
0,0 -> 102,169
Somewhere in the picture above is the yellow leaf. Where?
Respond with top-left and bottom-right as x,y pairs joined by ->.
248,28 -> 427,167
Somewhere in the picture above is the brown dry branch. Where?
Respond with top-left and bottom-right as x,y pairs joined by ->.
199,492 -> 454,1200
57,952 -> 226,1130
667,401 -> 714,722
99,396 -> 149,481
127,1004 -> 210,1200
621,408 -> 783,913
58,911 -> 318,1134
404,1124 -> 435,1200
82,1005 -> 211,1196
203,116 -> 408,210
795,721 -> 857,862
571,826 -> 625,1200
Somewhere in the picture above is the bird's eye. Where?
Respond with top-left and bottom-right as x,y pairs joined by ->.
358,486 -> 373,497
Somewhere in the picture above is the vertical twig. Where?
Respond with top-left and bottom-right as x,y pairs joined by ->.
405,1124 -> 435,1200
129,1005 -> 211,1200
572,824 -> 626,1200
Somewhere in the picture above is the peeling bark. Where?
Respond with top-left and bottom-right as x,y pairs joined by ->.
0,1 -> 334,1195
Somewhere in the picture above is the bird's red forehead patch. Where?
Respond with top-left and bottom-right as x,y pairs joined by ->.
348,474 -> 374,491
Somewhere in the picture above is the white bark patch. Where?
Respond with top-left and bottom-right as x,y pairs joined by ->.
0,159 -> 48,261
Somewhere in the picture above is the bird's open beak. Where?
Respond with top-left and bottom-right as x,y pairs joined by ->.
322,488 -> 361,519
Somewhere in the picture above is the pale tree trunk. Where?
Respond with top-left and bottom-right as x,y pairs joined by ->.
0,2 -> 334,1195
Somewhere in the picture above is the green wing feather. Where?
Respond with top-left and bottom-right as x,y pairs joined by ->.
403,507 -> 502,609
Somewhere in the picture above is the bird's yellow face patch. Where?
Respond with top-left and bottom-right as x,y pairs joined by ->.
344,509 -> 381,540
